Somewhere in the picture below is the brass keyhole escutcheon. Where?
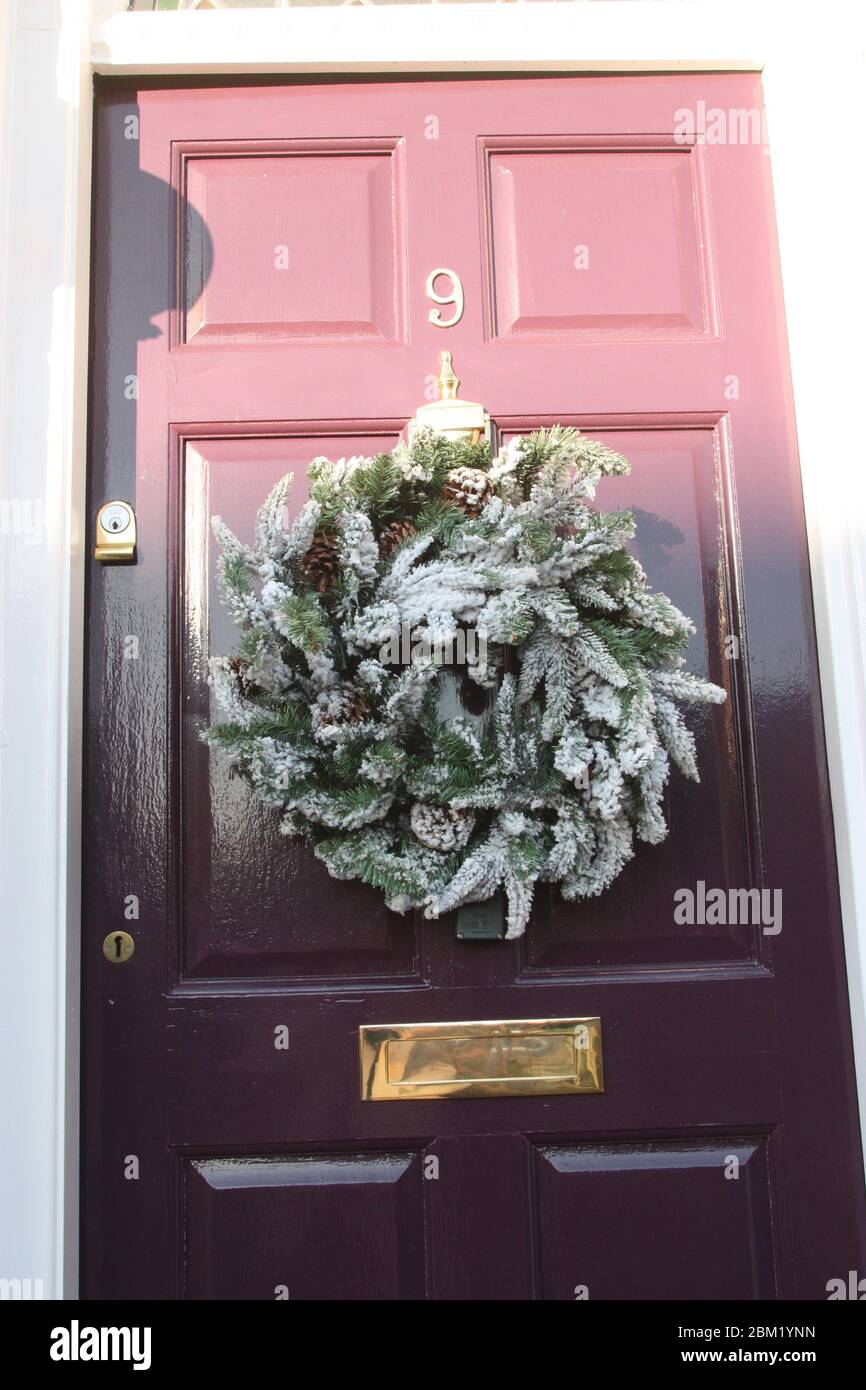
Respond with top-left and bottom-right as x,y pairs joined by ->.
102,930 -> 135,963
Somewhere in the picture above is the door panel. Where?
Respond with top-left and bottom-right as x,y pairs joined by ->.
184,1153 -> 426,1301
179,142 -> 405,346
179,429 -> 417,983
533,1139 -> 775,1300
83,74 -> 865,1301
483,138 -> 714,340
509,421 -> 753,971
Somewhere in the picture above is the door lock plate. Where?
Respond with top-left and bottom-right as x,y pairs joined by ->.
94,500 -> 136,562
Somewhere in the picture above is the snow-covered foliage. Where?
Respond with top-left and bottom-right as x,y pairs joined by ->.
203,428 -> 726,938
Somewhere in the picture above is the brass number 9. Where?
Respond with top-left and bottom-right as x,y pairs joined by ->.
426,267 -> 464,328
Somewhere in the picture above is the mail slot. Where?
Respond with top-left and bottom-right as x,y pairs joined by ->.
359,1017 -> 603,1100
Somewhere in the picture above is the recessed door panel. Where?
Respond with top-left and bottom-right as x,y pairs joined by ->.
184,1152 -> 426,1300
177,429 -> 419,983
483,138 -> 713,341
179,141 -> 405,345
533,1139 -> 775,1300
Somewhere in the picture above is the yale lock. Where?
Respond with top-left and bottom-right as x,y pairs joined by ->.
94,500 -> 136,562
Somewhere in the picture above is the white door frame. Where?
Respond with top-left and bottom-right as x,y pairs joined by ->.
2,0 -> 864,1299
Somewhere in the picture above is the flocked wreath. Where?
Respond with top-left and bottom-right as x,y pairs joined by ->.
203,427 -> 726,938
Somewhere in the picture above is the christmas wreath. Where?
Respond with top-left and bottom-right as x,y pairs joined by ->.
203,427 -> 726,938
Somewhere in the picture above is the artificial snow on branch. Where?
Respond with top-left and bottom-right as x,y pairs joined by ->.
203,428 -> 726,938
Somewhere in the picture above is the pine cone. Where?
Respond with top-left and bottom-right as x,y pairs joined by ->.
303,530 -> 340,593
318,685 -> 371,730
228,657 -> 263,701
442,466 -> 495,517
410,802 -> 476,852
379,518 -> 417,558
343,687 -> 371,724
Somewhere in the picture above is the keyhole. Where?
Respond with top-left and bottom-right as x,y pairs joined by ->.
103,929 -> 134,962
109,517 -> 121,531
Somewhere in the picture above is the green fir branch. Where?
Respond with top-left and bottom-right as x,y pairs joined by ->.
583,616 -> 683,672
279,592 -> 329,653
221,551 -> 252,596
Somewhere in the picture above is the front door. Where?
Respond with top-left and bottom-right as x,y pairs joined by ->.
83,74 -> 865,1300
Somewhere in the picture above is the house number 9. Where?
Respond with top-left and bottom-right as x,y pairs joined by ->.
426,268 -> 464,328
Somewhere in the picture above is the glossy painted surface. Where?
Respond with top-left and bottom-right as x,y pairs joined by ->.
82,75 -> 865,1300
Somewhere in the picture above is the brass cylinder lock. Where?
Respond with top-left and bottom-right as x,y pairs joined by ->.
102,931 -> 135,963
94,501 -> 136,562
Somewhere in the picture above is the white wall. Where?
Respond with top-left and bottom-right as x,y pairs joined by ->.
762,39 -> 866,1137
0,0 -> 90,1300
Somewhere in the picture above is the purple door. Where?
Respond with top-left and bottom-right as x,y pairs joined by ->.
82,75 -> 866,1300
